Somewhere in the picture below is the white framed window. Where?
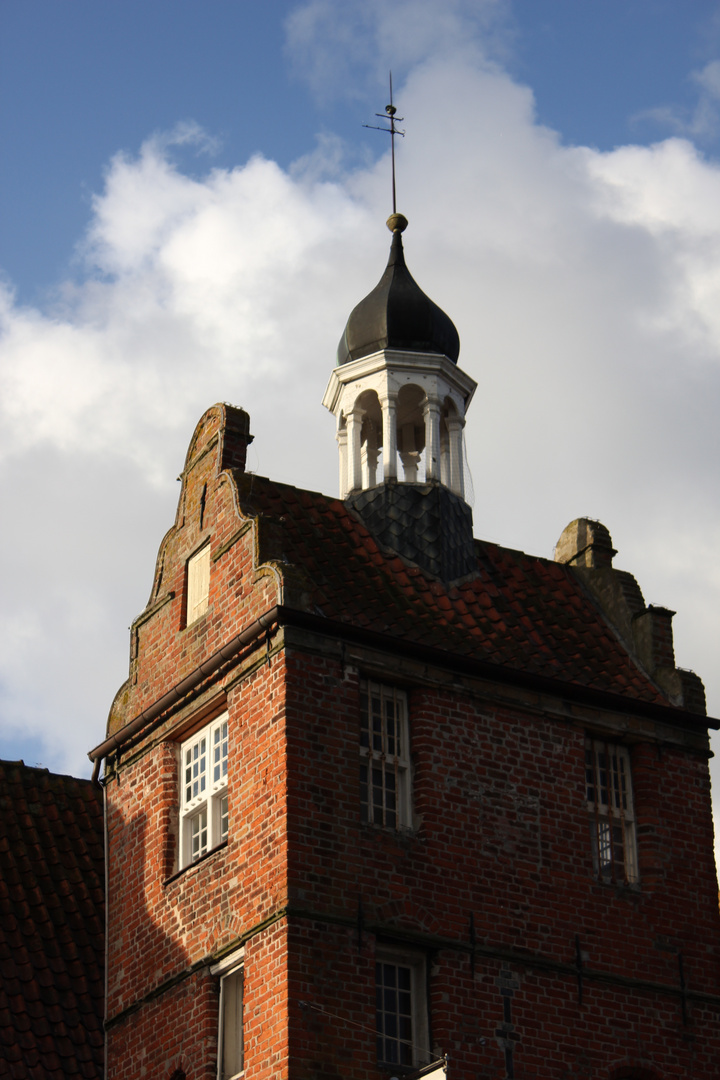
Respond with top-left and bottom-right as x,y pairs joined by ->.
585,738 -> 638,885
180,713 -> 229,868
375,952 -> 429,1070
187,542 -> 211,625
212,950 -> 244,1080
218,968 -> 243,1079
360,681 -> 411,829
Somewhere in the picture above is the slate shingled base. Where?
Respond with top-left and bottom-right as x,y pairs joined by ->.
346,481 -> 476,582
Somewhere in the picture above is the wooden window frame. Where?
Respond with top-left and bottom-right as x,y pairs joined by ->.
360,681 -> 411,830
585,738 -> 638,885
375,949 -> 429,1070
179,712 -> 229,868
212,950 -> 245,1080
186,542 -> 211,625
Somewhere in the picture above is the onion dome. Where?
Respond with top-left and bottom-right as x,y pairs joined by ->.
337,214 -> 460,366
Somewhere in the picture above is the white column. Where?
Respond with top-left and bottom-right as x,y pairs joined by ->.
336,423 -> 348,498
445,416 -> 465,497
423,397 -> 442,481
347,407 -> 364,492
439,422 -> 450,487
399,422 -> 420,482
362,421 -> 380,488
381,394 -> 398,481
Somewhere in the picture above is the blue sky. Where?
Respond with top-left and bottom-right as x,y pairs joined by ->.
2,1 -> 720,859
4,1 -> 720,302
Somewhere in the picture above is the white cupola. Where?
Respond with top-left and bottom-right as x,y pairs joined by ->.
323,214 -> 477,501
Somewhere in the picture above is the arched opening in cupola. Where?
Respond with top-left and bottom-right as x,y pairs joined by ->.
440,396 -> 465,498
335,379 -> 469,500
396,384 -> 426,482
357,389 -> 383,488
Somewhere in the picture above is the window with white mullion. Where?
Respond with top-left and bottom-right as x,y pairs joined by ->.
218,967 -> 244,1080
585,738 -> 638,885
213,719 -> 229,785
180,713 -> 229,868
190,807 -> 208,862
184,734 -> 208,808
376,960 -> 414,1067
374,952 -> 430,1070
219,792 -> 229,844
360,681 -> 410,829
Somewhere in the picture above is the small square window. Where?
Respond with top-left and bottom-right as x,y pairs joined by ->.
375,952 -> 429,1070
586,738 -> 638,885
360,681 -> 411,829
187,543 -> 211,625
179,713 -> 229,868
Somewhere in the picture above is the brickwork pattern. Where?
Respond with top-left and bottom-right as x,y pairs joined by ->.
106,652 -> 289,1019
101,404 -> 720,1079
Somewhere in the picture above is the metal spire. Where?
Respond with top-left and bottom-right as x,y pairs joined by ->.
363,72 -> 405,216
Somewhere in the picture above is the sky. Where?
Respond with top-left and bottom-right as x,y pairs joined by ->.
1,0 -> 720,855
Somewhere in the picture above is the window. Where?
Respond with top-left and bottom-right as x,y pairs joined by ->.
375,953 -> 429,1069
212,951 -> 244,1080
585,738 -> 638,885
187,543 -> 210,624
180,713 -> 229,868
360,681 -> 411,829
218,967 -> 243,1079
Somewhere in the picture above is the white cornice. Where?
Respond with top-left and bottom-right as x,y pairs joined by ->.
322,349 -> 477,414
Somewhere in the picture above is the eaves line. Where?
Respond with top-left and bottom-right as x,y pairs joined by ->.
89,602 -> 716,776
282,606 -> 716,731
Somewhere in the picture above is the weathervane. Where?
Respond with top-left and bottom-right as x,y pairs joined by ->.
363,72 -> 405,216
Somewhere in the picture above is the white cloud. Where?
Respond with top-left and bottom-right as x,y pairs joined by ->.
634,58 -> 720,143
1,8 -> 720,872
284,0 -> 511,101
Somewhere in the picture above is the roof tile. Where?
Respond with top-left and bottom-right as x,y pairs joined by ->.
238,475 -> 673,707
0,761 -> 104,1079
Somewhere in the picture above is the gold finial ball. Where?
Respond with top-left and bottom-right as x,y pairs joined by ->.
386,213 -> 408,233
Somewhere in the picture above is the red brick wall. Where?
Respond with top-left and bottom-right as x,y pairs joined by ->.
105,647 -> 290,1077
107,972 -> 219,1079
106,641 -> 720,1078
280,650 -> 720,1078
286,920 -> 720,1079
103,404 -> 720,1078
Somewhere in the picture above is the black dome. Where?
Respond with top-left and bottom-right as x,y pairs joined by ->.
337,218 -> 460,366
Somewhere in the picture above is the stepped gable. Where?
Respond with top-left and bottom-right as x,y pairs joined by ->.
0,760 -> 105,1080
234,472 -> 670,705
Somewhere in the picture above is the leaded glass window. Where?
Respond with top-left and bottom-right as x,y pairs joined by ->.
360,682 -> 410,829
586,738 -> 638,885
179,713 -> 229,868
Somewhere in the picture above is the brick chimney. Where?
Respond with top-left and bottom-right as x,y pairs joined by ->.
219,404 -> 253,472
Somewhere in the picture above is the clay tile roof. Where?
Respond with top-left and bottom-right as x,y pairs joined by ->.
238,475 -> 671,706
0,761 -> 104,1079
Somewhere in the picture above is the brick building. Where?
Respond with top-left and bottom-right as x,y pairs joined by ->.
90,213 -> 720,1079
